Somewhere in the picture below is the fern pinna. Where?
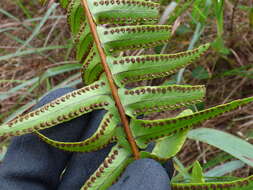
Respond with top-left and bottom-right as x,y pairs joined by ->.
1,0 -> 253,189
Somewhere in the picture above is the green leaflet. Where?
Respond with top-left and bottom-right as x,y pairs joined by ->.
108,44 -> 210,86
151,129 -> 189,159
86,44 -> 210,86
81,144 -> 134,190
151,109 -> 193,159
82,44 -> 103,85
88,0 -> 159,24
67,0 -> 86,35
0,80 -> 112,138
119,85 -> 205,117
35,111 -> 119,152
131,96 -> 253,148
98,25 -> 172,54
1,0 -> 253,189
172,175 -> 253,190
75,21 -> 92,62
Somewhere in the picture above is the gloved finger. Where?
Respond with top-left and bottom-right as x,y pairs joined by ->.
57,112 -> 174,189
57,110 -> 114,190
108,158 -> 171,190
0,88 -> 92,190
162,159 -> 174,180
145,142 -> 174,179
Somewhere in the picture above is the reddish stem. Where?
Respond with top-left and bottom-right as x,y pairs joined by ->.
81,0 -> 140,160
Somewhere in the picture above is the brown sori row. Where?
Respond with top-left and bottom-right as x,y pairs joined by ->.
82,48 -> 97,69
103,25 -> 171,35
132,100 -> 202,116
120,70 -> 175,84
77,113 -> 114,146
124,86 -> 204,95
4,101 -> 109,138
41,114 -> 114,148
140,118 -> 191,128
98,17 -> 159,24
38,132 -> 117,154
67,0 -> 82,24
82,148 -> 121,190
139,102 -> 239,128
7,81 -> 107,128
67,0 -> 75,22
81,42 -> 95,72
142,126 -> 192,145
74,22 -> 88,43
93,0 -> 160,8
112,48 -> 202,65
108,39 -> 171,53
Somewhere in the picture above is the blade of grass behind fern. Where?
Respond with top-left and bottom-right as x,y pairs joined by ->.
188,128 -> 253,167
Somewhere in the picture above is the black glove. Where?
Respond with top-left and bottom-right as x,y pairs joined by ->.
0,88 -> 173,190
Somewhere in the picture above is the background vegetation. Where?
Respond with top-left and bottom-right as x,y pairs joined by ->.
0,0 -> 252,180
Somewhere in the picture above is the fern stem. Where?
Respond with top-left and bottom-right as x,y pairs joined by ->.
81,0 -> 140,160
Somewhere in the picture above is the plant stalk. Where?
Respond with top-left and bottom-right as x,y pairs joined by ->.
81,0 -> 140,160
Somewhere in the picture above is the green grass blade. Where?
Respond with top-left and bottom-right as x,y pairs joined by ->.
172,175 -> 253,190
0,45 -> 69,61
16,3 -> 58,52
188,128 -> 253,167
204,160 -> 245,177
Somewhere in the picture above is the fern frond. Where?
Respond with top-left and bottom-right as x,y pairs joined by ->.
81,144 -> 133,190
98,25 -> 171,53
1,0 -> 253,189
0,80 -> 112,138
109,43 -> 210,86
120,85 -> 205,117
82,44 -> 103,84
132,97 -> 253,148
35,111 -> 118,152
75,21 -> 92,61
67,0 -> 85,34
151,109 -> 193,159
88,0 -> 159,24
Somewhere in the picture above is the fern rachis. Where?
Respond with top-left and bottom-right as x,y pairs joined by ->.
1,0 -> 253,189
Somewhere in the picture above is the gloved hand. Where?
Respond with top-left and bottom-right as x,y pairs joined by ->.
0,88 -> 173,190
